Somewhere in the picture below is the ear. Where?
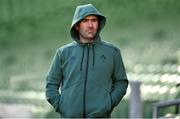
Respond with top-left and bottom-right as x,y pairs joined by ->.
75,24 -> 79,31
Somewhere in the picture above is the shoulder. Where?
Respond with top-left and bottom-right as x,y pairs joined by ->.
100,40 -> 120,52
57,42 -> 77,53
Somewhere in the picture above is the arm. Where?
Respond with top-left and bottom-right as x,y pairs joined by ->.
45,49 -> 62,112
111,48 -> 129,107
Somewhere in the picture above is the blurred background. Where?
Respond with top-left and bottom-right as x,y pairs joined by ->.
0,0 -> 179,118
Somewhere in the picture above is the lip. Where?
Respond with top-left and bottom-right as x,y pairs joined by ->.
86,30 -> 94,32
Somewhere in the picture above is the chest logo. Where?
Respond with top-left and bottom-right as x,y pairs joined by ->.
100,55 -> 106,62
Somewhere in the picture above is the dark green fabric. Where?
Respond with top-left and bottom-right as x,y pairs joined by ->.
46,4 -> 128,118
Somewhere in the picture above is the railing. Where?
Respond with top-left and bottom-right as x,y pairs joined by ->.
153,99 -> 180,118
127,70 -> 179,118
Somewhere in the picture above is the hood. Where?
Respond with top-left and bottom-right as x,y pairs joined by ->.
70,4 -> 106,44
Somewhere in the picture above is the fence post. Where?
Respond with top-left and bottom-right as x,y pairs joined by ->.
153,104 -> 158,118
129,81 -> 142,118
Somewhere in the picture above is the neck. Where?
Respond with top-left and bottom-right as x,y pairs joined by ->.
79,36 -> 94,43
80,39 -> 93,43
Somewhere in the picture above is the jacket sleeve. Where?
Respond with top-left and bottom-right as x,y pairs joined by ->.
45,49 -> 63,112
111,48 -> 129,107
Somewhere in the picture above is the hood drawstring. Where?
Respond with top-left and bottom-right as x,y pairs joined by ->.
80,46 -> 85,72
80,44 -> 95,72
92,45 -> 95,70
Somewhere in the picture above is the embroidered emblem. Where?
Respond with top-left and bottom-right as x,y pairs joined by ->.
100,55 -> 106,62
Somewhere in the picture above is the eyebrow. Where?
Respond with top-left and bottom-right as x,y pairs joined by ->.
83,17 -> 98,20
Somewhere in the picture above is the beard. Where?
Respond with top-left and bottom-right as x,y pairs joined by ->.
79,29 -> 97,40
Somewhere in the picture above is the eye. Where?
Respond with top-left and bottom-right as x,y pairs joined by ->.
82,19 -> 88,22
92,19 -> 98,22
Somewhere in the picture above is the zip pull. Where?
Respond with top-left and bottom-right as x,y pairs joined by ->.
87,43 -> 90,47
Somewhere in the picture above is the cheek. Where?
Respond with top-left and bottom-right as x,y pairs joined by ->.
79,29 -> 84,34
79,23 -> 87,28
79,29 -> 87,36
94,23 -> 99,30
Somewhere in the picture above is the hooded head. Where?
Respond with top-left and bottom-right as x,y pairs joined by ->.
70,4 -> 106,43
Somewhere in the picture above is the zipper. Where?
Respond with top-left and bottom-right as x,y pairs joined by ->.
83,43 -> 90,118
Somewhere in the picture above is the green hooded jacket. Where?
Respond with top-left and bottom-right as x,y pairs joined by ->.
45,4 -> 128,118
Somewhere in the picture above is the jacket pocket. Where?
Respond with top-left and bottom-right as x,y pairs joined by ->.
109,92 -> 113,108
58,93 -> 64,113
57,82 -> 84,117
109,92 -> 114,113
86,84 -> 113,117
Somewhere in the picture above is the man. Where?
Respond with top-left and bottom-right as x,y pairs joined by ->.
45,4 -> 128,118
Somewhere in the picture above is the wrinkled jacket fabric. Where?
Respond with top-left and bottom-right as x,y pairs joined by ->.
45,4 -> 128,118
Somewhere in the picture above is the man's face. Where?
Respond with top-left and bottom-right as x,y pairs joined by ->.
76,15 -> 99,42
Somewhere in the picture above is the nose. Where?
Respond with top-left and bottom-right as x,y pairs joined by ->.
88,21 -> 93,28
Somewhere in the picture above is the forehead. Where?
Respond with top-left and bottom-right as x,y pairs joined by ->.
83,15 -> 98,19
